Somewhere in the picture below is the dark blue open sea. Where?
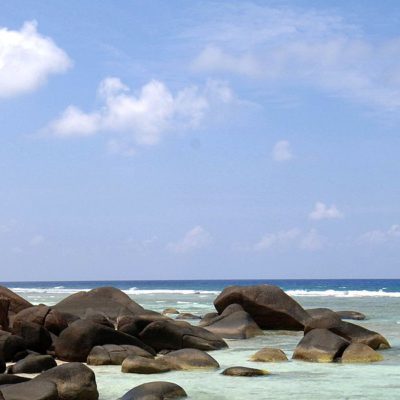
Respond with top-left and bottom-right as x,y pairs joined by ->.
2,279 -> 400,399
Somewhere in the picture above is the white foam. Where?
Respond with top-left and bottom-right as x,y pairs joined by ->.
9,287 -> 400,298
286,289 -> 400,298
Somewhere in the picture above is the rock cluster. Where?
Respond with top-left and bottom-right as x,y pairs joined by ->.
0,283 -> 390,399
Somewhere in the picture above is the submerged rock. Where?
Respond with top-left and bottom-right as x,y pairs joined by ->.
341,343 -> 383,363
293,328 -> 349,362
121,356 -> 171,374
161,349 -> 219,370
214,285 -> 310,330
118,381 -> 187,400
221,367 -> 269,377
250,348 -> 288,362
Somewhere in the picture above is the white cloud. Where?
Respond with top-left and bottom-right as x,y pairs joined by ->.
253,228 -> 325,252
166,226 -> 212,254
254,228 -> 300,251
359,224 -> 400,245
272,140 -> 293,162
45,78 -> 235,151
190,4 -> 400,111
299,229 -> 325,251
309,202 -> 343,220
0,21 -> 71,98
29,234 -> 45,246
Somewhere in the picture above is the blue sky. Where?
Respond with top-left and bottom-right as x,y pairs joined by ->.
1,0 -> 400,280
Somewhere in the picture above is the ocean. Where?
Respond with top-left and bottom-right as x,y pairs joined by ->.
3,279 -> 400,399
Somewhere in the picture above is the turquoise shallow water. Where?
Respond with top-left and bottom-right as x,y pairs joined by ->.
7,281 -> 400,400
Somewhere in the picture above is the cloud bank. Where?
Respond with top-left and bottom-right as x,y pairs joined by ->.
166,226 -> 212,254
309,202 -> 343,220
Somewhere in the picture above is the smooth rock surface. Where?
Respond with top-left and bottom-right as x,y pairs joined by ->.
214,285 -> 310,330
221,367 -> 269,376
118,381 -> 187,400
161,349 -> 219,370
250,348 -> 288,362
121,356 -> 171,374
341,343 -> 384,363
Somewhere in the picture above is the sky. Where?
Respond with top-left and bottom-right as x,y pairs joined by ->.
1,0 -> 400,281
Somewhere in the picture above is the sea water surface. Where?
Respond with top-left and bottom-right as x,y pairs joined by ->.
2,279 -> 400,399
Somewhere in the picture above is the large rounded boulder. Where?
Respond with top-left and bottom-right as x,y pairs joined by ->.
118,381 -> 187,400
293,328 -> 349,362
55,320 -> 154,362
13,306 -> 69,336
53,287 -> 144,321
139,320 -> 227,352
34,362 -> 98,400
214,285 -> 310,330
117,313 -> 168,337
12,321 -> 52,354
201,304 -> 263,339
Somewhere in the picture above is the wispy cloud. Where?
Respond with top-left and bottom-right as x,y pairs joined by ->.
29,234 -> 45,246
190,3 -> 400,112
166,226 -> 212,254
44,78 -> 236,153
253,228 -> 325,252
359,224 -> 400,245
0,21 -> 71,98
309,202 -> 343,220
272,140 -> 293,162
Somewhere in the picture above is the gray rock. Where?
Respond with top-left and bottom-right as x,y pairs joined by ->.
121,356 -> 171,374
161,349 -> 219,370
87,344 -> 153,365
221,367 -> 269,376
250,348 -> 288,362
8,354 -> 56,374
293,328 -> 349,362
118,381 -> 187,400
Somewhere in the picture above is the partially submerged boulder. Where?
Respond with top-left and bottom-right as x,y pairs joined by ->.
87,344 -> 153,366
214,285 -> 310,330
55,319 -> 153,362
250,348 -> 288,362
8,354 -> 57,374
221,367 -> 269,377
118,381 -> 187,400
161,349 -> 219,370
293,328 -> 349,362
341,343 -> 383,363
35,362 -> 98,400
139,320 -> 227,352
54,287 -> 144,321
121,356 -> 171,374
305,314 -> 390,350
